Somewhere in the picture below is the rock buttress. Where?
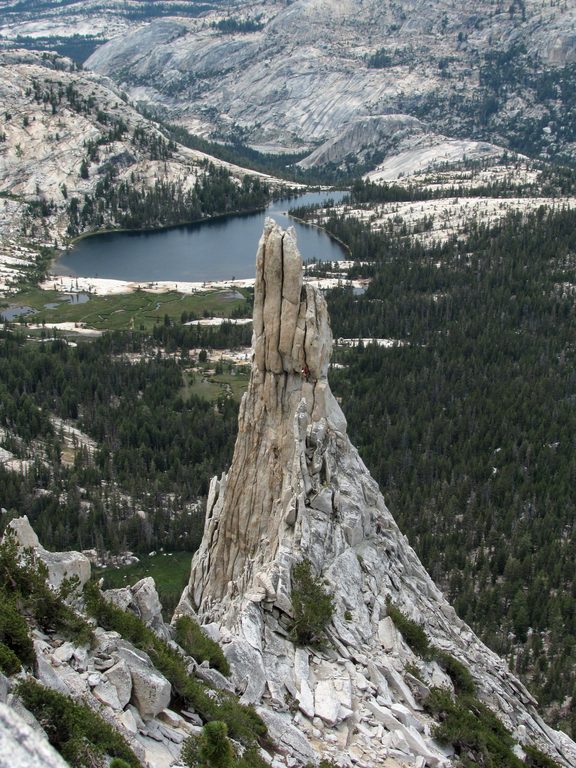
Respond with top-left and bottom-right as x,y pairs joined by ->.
187,219 -> 344,612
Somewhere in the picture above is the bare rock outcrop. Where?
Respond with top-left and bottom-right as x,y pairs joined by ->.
0,702 -> 69,768
6,515 -> 91,589
187,219 -> 344,614
179,220 -> 576,768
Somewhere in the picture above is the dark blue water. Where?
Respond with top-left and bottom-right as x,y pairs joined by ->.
51,191 -> 347,282
0,306 -> 37,321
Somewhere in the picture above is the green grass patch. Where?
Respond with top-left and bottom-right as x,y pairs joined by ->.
212,371 -> 250,401
181,363 -> 250,403
96,551 -> 192,617
6,288 -> 248,332
183,368 -> 250,403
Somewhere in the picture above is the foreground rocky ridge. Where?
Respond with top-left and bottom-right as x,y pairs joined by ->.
178,220 -> 576,767
1,517 -> 195,768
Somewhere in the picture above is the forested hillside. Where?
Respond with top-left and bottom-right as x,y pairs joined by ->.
0,323 -> 250,554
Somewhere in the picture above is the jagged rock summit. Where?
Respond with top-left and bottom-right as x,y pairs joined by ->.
179,220 -> 576,767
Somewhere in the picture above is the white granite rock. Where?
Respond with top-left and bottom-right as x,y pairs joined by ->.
0,702 -> 69,768
315,679 -> 341,726
93,678 -> 122,711
5,516 -> 90,589
105,660 -> 132,710
257,708 -> 318,765
298,678 -> 315,720
116,647 -> 171,718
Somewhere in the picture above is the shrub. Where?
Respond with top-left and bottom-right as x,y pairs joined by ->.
181,734 -> 202,767
0,640 -> 22,675
433,649 -> 476,695
234,746 -> 270,768
403,661 -> 425,682
0,590 -> 35,668
385,598 -> 431,658
426,687 -> 523,767
16,678 -> 141,767
174,615 -> 230,676
290,560 -> 334,647
524,745 -> 563,768
198,721 -> 234,768
0,533 -> 92,649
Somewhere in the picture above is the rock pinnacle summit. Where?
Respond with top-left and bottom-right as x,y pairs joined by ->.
177,221 -> 576,767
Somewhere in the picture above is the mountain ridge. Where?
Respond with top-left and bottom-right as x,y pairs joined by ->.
83,0 -> 576,165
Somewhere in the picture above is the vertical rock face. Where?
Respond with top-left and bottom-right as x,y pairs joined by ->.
179,220 -> 576,768
189,219 -> 343,614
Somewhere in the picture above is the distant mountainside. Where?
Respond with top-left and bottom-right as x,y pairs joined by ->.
0,49 -> 272,291
0,0 -> 228,63
79,0 -> 576,168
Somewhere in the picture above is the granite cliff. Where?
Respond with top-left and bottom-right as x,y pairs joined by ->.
84,0 -> 576,165
178,220 -> 576,767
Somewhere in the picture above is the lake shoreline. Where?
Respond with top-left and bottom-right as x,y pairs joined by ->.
49,190 -> 350,288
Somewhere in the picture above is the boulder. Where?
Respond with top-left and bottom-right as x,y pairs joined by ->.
194,664 -> 235,693
257,708 -> 318,765
0,702 -> 69,768
40,549 -> 91,590
35,656 -> 69,695
225,639 -> 267,705
298,678 -> 315,719
116,647 -> 171,718
93,679 -> 122,711
5,517 -> 40,548
131,577 -> 164,627
4,516 -> 90,589
314,679 -> 341,725
105,660 -> 132,709
129,664 -> 171,718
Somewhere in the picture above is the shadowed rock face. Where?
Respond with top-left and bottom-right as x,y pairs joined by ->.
188,219 -> 345,610
179,221 -> 576,768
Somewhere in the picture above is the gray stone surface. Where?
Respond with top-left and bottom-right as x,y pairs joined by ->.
85,0 -> 576,169
0,702 -> 69,768
5,516 -> 91,589
105,660 -> 133,709
257,708 -> 318,765
116,647 -> 172,718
